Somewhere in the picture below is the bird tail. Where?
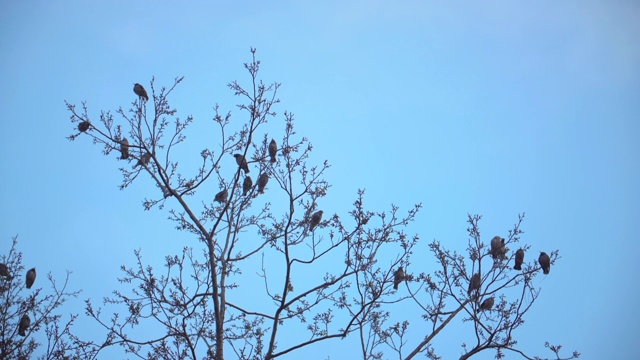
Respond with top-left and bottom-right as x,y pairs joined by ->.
543,268 -> 550,275
513,263 -> 521,270
393,283 -> 398,290
270,156 -> 276,163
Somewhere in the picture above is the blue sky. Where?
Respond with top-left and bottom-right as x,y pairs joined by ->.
1,1 -> 639,359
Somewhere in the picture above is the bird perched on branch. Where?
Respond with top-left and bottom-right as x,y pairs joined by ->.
18,314 -> 30,336
477,297 -> 495,312
256,173 -> 269,193
26,268 -> 36,289
269,139 -> 277,163
233,154 -> 250,174
538,252 -> 550,274
134,153 -> 152,168
393,267 -> 405,290
468,273 -> 481,296
514,249 -> 525,270
133,83 -> 149,101
214,189 -> 228,204
0,263 -> 10,279
309,210 -> 323,231
119,138 -> 130,159
78,121 -> 90,132
490,236 -> 508,260
243,176 -> 253,196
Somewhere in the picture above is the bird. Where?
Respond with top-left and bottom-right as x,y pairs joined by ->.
78,121 -> 90,132
393,267 -> 405,290
490,236 -> 507,260
269,139 -> 277,163
18,314 -> 30,336
256,173 -> 269,193
214,189 -> 228,204
0,263 -> 10,278
538,252 -> 551,274
133,83 -> 149,101
513,249 -> 525,270
134,153 -> 152,168
309,210 -> 323,231
119,138 -> 130,159
233,154 -> 250,174
477,297 -> 495,312
26,268 -> 36,289
468,273 -> 481,296
243,176 -> 253,196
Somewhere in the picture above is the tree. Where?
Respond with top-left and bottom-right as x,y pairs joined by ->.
65,49 -> 579,360
0,236 -> 88,359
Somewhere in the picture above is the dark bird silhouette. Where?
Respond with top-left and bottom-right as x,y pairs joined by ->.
233,154 -> 250,174
309,210 -> 323,231
18,314 -> 30,336
514,249 -> 525,270
214,189 -> 228,204
0,263 -> 10,278
393,267 -> 405,290
256,173 -> 269,193
243,176 -> 253,196
468,273 -> 481,296
134,153 -> 152,168
78,121 -> 90,132
477,297 -> 495,312
26,268 -> 36,289
490,236 -> 508,260
538,252 -> 551,274
269,139 -> 277,163
133,83 -> 149,101
119,138 -> 130,159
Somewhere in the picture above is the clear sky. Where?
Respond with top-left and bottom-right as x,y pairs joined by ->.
1,1 -> 638,359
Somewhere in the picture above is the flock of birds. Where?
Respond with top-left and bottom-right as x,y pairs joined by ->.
393,236 -> 551,313
1,264 -> 35,336
76,83 -> 556,315
127,84 -> 326,231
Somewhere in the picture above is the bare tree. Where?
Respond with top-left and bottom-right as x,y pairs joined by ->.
0,236 -> 88,359
65,49 -> 579,360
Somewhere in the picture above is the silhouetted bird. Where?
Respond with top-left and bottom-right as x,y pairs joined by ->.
214,189 -> 228,204
477,297 -> 495,312
393,267 -> 405,290
538,252 -> 550,274
0,263 -> 10,278
243,176 -> 253,196
256,173 -> 269,193
120,138 -> 130,159
514,249 -> 525,270
309,210 -> 323,231
78,121 -> 90,132
133,83 -> 149,101
490,236 -> 508,260
134,153 -> 152,168
26,268 -> 36,289
468,273 -> 481,296
233,154 -> 250,174
269,139 -> 277,163
18,314 -> 30,336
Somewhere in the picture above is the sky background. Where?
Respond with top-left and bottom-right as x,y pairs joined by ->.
1,1 -> 639,359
